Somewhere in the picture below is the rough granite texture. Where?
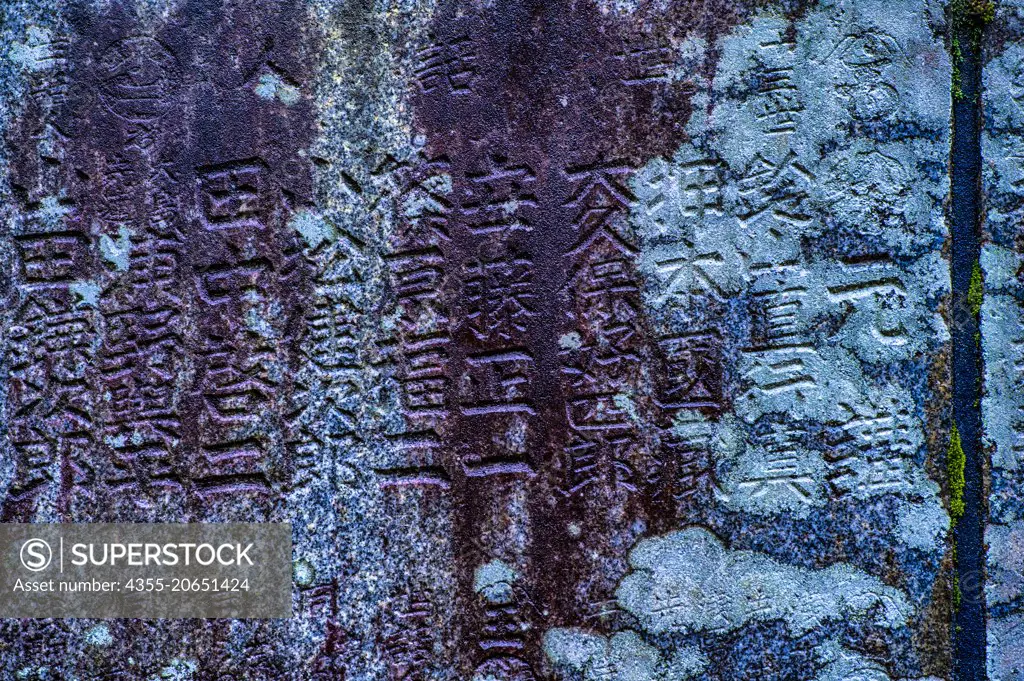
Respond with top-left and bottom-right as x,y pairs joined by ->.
984,1 -> 1024,679
0,0 -> 958,679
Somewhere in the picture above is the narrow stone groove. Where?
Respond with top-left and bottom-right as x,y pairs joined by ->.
950,14 -> 986,681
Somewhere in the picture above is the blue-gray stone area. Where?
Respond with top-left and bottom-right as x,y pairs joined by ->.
594,2 -> 952,677
984,3 -> 1024,680
0,0 -> 969,679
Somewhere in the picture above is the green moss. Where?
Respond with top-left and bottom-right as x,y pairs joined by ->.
971,0 -> 997,24
968,261 -> 983,316
950,0 -> 995,100
951,0 -> 997,29
953,575 -> 962,609
948,423 -> 966,525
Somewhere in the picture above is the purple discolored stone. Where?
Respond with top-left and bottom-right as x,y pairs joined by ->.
0,0 -> 958,678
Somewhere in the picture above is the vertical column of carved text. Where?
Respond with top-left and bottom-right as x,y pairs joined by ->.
288,210 -> 374,679
457,152 -> 539,475
558,161 -> 655,501
738,22 -> 934,512
188,153 -> 297,515
455,147 -> 543,681
638,151 -> 726,517
3,24 -> 94,521
375,153 -> 457,681
290,227 -> 368,491
92,37 -> 187,515
599,33 -> 718,522
728,28 -> 820,511
271,0 -> 437,674
379,154 -> 455,491
811,25 -> 935,508
548,32 -> 687,630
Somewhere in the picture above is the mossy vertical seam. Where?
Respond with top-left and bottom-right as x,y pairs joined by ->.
949,423 -> 966,525
968,261 -> 984,317
948,0 -> 991,677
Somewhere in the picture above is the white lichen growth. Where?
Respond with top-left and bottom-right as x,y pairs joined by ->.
616,527 -> 911,636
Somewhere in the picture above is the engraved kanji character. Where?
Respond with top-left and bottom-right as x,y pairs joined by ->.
464,253 -> 536,341
658,332 -> 722,409
461,350 -> 534,416
750,284 -> 808,349
387,248 -> 449,331
826,257 -> 909,345
197,159 -> 268,230
415,35 -> 477,94
737,152 -> 814,236
564,162 -> 634,235
566,394 -> 630,432
562,431 -> 639,495
399,335 -> 449,419
636,157 -> 724,240
15,231 -> 88,283
462,155 -> 537,235
738,422 -> 815,504
654,250 -> 728,302
613,36 -> 673,85
742,346 -> 817,399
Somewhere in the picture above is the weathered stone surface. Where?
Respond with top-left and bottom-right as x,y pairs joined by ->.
0,0 -> 957,679
984,2 -> 1024,679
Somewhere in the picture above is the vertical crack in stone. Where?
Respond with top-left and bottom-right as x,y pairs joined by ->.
949,0 -> 988,679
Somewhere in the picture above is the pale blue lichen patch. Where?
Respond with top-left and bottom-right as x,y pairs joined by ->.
627,0 -> 951,560
150,658 -> 197,681
544,526 -> 917,680
613,392 -> 640,424
812,638 -> 895,681
980,243 -> 1024,477
9,26 -> 59,73
543,628 -> 707,681
474,559 -> 517,604
254,72 -> 301,105
499,415 -> 529,455
293,557 -> 315,587
69,281 -> 100,307
23,195 -> 72,232
980,243 -> 1018,291
812,637 -> 941,681
988,610 -> 1024,681
104,434 -> 127,449
616,527 -> 911,636
99,225 -> 131,271
84,624 -> 113,647
986,523 -> 1024,679
289,208 -> 334,249
559,331 -> 583,350
895,489 -> 950,552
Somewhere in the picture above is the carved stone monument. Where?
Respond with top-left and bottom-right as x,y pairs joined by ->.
0,0 -> 1005,678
